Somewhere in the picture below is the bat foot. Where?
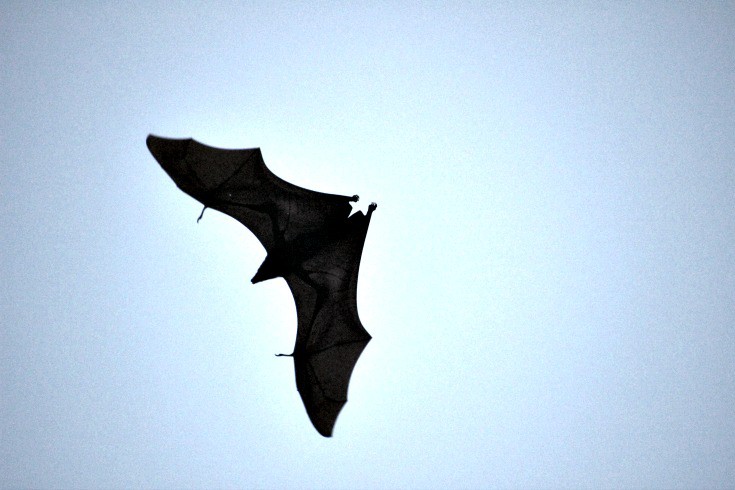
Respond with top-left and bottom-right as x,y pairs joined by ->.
351,194 -> 359,202
369,202 -> 377,211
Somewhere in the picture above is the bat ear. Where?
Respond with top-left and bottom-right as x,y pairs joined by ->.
251,253 -> 283,283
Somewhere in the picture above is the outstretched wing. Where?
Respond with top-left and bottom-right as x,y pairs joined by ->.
284,210 -> 374,437
146,135 -> 354,251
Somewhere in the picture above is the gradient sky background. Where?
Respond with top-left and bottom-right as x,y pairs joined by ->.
2,2 -> 734,488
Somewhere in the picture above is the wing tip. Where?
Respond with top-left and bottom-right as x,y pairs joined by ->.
305,403 -> 342,438
145,133 -> 157,151
316,426 -> 334,438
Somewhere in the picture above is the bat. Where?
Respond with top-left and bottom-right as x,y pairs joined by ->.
146,135 -> 376,437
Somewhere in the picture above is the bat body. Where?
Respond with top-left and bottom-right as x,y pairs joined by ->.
147,135 -> 375,437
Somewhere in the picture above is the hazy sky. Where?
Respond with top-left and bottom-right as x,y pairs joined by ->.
2,2 -> 734,488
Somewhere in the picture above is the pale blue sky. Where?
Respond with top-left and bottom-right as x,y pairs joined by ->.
2,2 -> 734,488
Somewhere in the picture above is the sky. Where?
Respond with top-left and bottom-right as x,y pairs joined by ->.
1,2 -> 734,488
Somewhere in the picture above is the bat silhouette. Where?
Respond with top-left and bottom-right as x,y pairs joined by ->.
147,135 -> 375,437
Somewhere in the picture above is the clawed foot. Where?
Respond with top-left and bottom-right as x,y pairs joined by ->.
369,202 -> 378,211
351,194 -> 360,202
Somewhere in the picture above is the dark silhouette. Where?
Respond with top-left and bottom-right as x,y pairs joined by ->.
147,135 -> 375,437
